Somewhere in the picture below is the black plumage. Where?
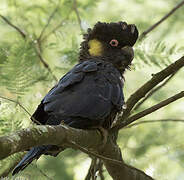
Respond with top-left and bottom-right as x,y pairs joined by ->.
38,60 -> 124,128
12,21 -> 138,175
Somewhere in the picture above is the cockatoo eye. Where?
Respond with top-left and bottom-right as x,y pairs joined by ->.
109,39 -> 119,47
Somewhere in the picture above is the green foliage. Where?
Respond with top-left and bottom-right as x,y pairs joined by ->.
0,39 -> 49,95
134,41 -> 183,69
0,0 -> 184,179
0,116 -> 21,135
56,36 -> 79,73
0,100 -> 28,135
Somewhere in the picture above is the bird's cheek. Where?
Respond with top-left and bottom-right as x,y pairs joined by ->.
88,39 -> 104,56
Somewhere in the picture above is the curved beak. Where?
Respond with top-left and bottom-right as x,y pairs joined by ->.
121,46 -> 134,61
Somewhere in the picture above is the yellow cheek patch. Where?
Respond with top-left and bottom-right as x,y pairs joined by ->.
88,39 -> 103,56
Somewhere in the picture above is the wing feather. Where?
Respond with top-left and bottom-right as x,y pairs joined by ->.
32,60 -> 124,127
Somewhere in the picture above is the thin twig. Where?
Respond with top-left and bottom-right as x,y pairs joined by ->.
38,7 -> 58,42
133,72 -> 177,111
37,7 -> 58,53
0,14 -> 26,39
0,95 -> 31,117
0,96 -> 42,125
113,91 -> 184,130
34,46 -> 58,82
139,0 -> 184,40
126,119 -> 184,128
0,14 -> 58,82
73,0 -> 83,32
69,141 -> 152,179
85,158 -> 97,180
85,158 -> 104,180
41,16 -> 69,42
69,141 -> 125,168
98,160 -> 105,180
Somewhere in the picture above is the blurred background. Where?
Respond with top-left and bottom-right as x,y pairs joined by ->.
0,0 -> 184,179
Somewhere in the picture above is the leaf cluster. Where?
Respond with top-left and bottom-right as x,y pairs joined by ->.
0,39 -> 49,95
134,41 -> 183,69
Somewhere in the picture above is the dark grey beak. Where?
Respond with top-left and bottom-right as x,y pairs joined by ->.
121,46 -> 134,61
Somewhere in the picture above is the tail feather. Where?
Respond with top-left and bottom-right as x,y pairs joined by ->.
12,146 -> 48,175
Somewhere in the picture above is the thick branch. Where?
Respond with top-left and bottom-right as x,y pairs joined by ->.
139,0 -> 184,40
0,125 -> 101,160
114,56 -> 184,126
114,91 -> 184,130
133,72 -> 177,111
0,125 -> 153,179
101,135 -> 153,180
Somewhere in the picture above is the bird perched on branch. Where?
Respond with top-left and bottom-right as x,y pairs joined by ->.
12,21 -> 138,175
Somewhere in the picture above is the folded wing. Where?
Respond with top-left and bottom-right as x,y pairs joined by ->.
32,60 -> 124,128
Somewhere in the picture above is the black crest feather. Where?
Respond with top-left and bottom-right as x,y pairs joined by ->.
79,21 -> 139,61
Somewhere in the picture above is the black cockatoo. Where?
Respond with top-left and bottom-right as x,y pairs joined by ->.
12,21 -> 138,175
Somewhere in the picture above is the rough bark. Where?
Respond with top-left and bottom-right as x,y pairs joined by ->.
0,125 -> 153,179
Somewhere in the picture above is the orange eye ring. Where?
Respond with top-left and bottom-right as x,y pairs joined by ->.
109,39 -> 119,47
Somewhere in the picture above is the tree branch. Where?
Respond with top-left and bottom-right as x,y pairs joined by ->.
73,0 -> 83,32
113,56 -> 184,128
0,14 -> 26,39
0,125 -> 153,179
0,14 -> 58,82
38,7 -> 58,42
37,7 -> 58,53
113,91 -> 184,130
34,46 -> 58,82
41,15 -> 70,42
126,119 -> 184,128
85,158 -> 97,180
85,159 -> 104,180
133,72 -> 177,111
101,135 -> 153,180
98,160 -> 105,180
0,125 -> 98,160
139,0 -> 184,40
